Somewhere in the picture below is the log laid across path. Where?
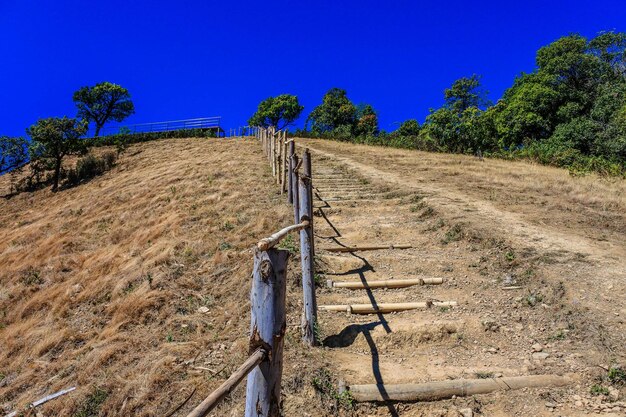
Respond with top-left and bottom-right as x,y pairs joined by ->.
323,244 -> 412,253
319,301 -> 457,314
327,277 -> 444,289
347,374 -> 574,402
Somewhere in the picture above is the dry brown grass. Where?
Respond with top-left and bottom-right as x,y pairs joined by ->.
300,138 -> 626,249
0,138 -> 302,416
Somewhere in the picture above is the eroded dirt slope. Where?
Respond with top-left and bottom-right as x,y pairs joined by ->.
301,138 -> 626,416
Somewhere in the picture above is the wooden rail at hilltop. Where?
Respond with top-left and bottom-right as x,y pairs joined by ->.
186,127 -> 317,417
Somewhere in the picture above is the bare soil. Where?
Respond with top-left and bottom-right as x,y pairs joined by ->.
298,138 -> 626,416
1,136 -> 624,416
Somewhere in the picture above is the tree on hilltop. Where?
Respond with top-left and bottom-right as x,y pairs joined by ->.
73,82 -> 135,137
306,88 -> 358,133
248,94 -> 304,130
27,117 -> 88,191
0,136 -> 28,175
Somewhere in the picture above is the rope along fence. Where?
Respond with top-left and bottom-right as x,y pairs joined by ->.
186,127 -> 317,417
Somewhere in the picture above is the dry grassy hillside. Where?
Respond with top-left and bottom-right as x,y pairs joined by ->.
0,138 -> 316,416
2,135 -> 625,417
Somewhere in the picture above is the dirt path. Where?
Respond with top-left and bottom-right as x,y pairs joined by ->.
299,139 -> 626,416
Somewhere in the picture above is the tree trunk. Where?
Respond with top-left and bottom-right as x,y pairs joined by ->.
95,124 -> 102,137
52,157 -> 61,192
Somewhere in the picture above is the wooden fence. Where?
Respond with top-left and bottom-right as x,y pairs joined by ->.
186,126 -> 316,417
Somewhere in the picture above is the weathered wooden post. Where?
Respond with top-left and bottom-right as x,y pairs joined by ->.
302,149 -> 316,260
245,248 -> 289,417
298,162 -> 317,346
292,154 -> 300,224
271,128 -> 276,176
281,133 -> 288,193
287,140 -> 295,204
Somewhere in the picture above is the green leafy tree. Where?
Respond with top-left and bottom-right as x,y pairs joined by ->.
423,75 -> 496,153
355,104 -> 379,136
307,88 -> 358,133
0,136 -> 28,174
73,82 -> 135,137
27,117 -> 88,191
587,31 -> 626,76
396,119 -> 421,136
492,72 -> 561,148
248,94 -> 304,130
444,74 -> 490,114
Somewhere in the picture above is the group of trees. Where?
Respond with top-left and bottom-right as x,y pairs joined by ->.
248,88 -> 380,140
0,82 -> 134,191
249,31 -> 626,174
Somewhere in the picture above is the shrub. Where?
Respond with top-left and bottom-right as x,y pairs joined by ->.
66,151 -> 117,186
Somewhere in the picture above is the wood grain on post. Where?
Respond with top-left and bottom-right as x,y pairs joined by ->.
271,129 -> 276,176
281,133 -> 287,194
186,349 -> 266,417
298,173 -> 317,346
292,154 -> 300,224
302,149 -> 315,262
319,301 -> 457,314
347,374 -> 573,402
287,141 -> 295,204
244,248 -> 289,417
275,131 -> 281,185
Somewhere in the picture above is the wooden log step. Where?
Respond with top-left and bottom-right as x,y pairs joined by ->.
323,244 -> 412,253
347,374 -> 574,402
319,301 -> 457,314
327,278 -> 444,289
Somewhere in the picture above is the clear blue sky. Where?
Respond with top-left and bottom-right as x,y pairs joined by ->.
1,0 -> 625,137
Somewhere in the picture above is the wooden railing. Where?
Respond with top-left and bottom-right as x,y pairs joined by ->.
186,127 -> 317,417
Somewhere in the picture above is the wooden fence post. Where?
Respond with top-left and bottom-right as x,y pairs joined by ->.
298,166 -> 317,346
245,248 -> 289,417
270,129 -> 274,174
281,132 -> 288,193
287,141 -> 295,204
302,149 -> 316,261
292,154 -> 300,224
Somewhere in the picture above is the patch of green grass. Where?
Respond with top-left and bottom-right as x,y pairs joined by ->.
166,333 -> 174,343
220,221 -> 234,231
608,367 -> 626,384
313,273 -> 325,287
419,207 -> 435,218
590,384 -> 609,395
122,281 -> 135,295
475,371 -> 494,379
547,330 -> 567,341
72,387 -> 108,417
525,292 -> 544,307
21,269 -> 44,286
439,306 -> 450,313
277,234 -> 298,254
313,320 -> 323,345
505,251 -> 516,262
442,224 -> 463,244
311,368 -> 353,409
218,241 -> 232,251
0,372 -> 5,381
426,218 -> 445,231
